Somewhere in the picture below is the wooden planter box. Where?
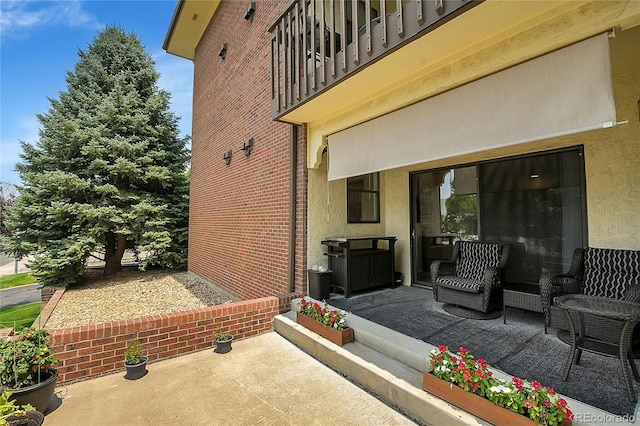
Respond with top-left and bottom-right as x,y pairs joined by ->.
422,372 -> 536,425
296,312 -> 354,346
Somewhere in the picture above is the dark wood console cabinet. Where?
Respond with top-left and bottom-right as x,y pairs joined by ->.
321,236 -> 397,297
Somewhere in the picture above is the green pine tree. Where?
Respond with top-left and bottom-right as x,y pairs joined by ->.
3,26 -> 190,286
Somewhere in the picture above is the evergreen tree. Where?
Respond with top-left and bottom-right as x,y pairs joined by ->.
0,182 -> 18,237
3,26 -> 190,286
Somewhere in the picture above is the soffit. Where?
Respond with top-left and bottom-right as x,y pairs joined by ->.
164,0 -> 221,60
281,0 -> 637,127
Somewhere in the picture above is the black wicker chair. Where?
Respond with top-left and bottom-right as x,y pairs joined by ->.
541,247 -> 640,349
431,241 -> 510,316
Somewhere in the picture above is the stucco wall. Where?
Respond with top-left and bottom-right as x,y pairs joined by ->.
584,69 -> 640,249
307,154 -> 386,270
307,27 -> 640,284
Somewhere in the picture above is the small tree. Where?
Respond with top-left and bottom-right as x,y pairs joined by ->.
442,185 -> 478,238
3,26 -> 190,286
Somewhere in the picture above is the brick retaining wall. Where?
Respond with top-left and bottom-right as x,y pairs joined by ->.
48,296 -> 280,384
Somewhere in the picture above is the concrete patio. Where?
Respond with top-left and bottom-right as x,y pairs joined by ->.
25,286 -> 634,425
43,331 -> 417,425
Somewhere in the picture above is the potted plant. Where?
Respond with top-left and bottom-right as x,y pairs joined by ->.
425,345 -> 573,425
0,328 -> 58,414
295,295 -> 354,346
213,327 -> 233,354
123,340 -> 148,380
0,391 -> 43,426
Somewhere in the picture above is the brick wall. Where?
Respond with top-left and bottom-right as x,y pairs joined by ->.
188,1 -> 308,301
49,297 -> 279,385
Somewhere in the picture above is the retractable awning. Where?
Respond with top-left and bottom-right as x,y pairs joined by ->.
327,33 -> 616,181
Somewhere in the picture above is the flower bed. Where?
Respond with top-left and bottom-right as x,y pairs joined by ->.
297,296 -> 348,330
296,296 -> 353,346
427,345 -> 573,426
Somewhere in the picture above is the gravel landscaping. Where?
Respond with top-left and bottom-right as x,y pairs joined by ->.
45,268 -> 232,329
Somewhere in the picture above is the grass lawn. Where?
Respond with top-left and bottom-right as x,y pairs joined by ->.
0,302 -> 41,330
0,272 -> 38,290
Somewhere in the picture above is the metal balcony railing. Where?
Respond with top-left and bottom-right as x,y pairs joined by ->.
270,0 -> 480,120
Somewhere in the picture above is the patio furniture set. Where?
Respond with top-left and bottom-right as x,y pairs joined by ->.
430,241 -> 640,402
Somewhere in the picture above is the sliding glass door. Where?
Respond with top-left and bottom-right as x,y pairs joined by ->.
410,148 -> 586,286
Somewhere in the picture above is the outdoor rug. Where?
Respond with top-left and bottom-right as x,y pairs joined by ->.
328,286 -> 640,417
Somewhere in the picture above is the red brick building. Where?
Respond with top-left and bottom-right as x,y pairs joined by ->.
165,1 -> 640,302
165,1 -> 308,302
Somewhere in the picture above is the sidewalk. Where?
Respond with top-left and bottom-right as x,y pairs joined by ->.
0,258 -> 29,277
0,251 -> 140,277
44,332 -> 417,425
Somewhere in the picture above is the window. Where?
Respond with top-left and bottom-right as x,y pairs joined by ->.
347,173 -> 380,223
410,148 -> 586,285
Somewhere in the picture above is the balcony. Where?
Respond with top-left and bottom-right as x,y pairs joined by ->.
269,0 -> 480,122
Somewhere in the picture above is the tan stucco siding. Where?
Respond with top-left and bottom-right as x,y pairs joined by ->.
306,14 -> 640,283
307,156 -> 386,269
308,66 -> 640,283
584,70 -> 640,249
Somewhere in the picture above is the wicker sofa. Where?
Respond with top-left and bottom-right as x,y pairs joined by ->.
431,241 -> 510,314
541,247 -> 640,345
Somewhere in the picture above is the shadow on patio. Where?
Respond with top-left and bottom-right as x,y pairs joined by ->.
328,285 -> 640,420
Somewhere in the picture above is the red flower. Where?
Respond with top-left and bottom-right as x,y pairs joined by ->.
459,347 -> 469,356
512,377 -> 524,390
438,344 -> 447,352
556,398 -> 568,407
532,380 -> 542,390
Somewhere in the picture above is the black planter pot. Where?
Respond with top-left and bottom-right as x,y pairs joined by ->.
215,336 -> 233,354
9,368 -> 58,414
124,356 -> 148,380
4,410 -> 45,426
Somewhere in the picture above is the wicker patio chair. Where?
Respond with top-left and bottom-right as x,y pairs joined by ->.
541,247 -> 640,351
431,241 -> 510,314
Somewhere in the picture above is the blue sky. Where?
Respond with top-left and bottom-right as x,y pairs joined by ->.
0,0 -> 193,187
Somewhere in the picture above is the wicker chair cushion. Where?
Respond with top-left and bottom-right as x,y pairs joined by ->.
436,276 -> 484,294
456,242 -> 502,281
624,285 -> 640,303
583,248 -> 640,299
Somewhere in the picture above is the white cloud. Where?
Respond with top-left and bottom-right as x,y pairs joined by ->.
0,0 -> 101,42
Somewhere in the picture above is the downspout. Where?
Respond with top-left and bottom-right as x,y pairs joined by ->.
288,124 -> 298,293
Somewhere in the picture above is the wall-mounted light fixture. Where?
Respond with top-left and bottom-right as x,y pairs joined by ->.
244,2 -> 256,20
223,149 -> 232,165
241,137 -> 254,156
218,43 -> 228,60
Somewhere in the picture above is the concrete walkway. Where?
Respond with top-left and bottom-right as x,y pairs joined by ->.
44,332 -> 418,426
0,256 -> 30,277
